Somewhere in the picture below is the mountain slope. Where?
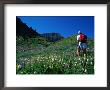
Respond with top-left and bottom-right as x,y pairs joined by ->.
16,17 -> 65,52
16,17 -> 40,38
16,17 -> 64,42
40,33 -> 64,42
16,34 -> 94,74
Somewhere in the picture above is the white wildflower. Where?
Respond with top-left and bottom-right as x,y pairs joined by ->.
87,59 -> 89,61
91,62 -> 93,65
34,71 -> 36,74
84,69 -> 87,73
52,58 -> 54,61
78,58 -> 81,60
74,62 -> 77,64
18,64 -> 22,69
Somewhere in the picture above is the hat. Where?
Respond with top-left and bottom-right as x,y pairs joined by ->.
78,31 -> 81,34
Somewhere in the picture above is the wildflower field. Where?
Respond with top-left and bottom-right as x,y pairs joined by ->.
16,35 -> 94,74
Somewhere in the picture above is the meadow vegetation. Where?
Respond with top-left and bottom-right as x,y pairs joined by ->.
16,35 -> 94,74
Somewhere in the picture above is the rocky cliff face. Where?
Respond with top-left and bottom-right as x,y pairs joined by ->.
40,33 -> 64,42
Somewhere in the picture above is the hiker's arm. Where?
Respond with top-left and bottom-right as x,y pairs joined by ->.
77,40 -> 80,42
77,35 -> 80,42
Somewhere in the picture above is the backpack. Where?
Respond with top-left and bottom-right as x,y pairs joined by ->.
79,34 -> 87,42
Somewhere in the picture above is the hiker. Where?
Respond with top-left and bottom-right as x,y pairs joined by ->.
77,31 -> 87,57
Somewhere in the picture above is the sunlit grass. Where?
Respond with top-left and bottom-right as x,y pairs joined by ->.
16,40 -> 94,74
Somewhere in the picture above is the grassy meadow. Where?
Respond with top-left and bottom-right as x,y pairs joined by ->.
16,35 -> 94,74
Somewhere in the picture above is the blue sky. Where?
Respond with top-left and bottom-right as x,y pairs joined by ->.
17,16 -> 94,38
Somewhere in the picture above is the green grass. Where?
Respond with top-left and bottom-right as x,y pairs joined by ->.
16,35 -> 94,74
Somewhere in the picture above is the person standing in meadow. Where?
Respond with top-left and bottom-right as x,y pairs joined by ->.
76,31 -> 87,57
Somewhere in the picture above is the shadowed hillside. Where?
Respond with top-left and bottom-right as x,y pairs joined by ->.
16,17 -> 40,38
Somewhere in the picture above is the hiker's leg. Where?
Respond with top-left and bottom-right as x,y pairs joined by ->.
82,43 -> 87,57
83,48 -> 87,57
77,46 -> 80,56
